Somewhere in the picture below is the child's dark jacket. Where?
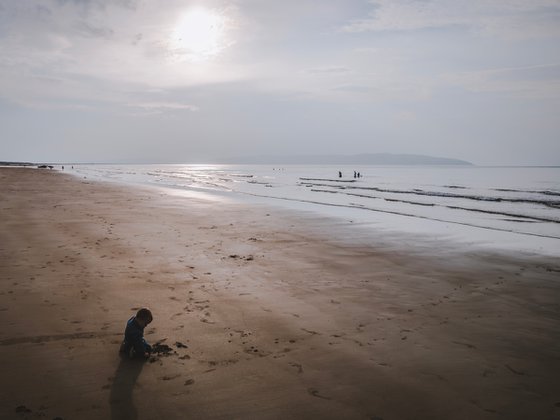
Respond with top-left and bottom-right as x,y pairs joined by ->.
122,316 -> 151,356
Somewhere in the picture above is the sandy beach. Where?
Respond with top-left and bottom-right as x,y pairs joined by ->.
1,167 -> 559,420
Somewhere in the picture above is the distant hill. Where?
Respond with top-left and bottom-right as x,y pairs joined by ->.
220,153 -> 473,166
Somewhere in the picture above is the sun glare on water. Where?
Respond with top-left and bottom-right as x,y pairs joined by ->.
170,8 -> 228,61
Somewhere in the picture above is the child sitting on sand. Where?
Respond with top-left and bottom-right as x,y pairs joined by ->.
119,308 -> 153,359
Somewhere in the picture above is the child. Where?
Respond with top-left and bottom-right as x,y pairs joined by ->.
120,308 -> 153,359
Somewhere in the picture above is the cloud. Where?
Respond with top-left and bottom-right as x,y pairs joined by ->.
74,21 -> 114,38
442,63 -> 560,98
129,101 -> 199,113
305,66 -> 351,74
342,0 -> 560,39
0,0 -> 245,108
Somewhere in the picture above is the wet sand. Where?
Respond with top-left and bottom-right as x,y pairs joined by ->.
1,167 -> 559,420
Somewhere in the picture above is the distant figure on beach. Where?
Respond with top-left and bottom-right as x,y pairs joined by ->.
119,308 -> 153,359
353,171 -> 357,178
62,166 -> 64,170
338,171 -> 342,178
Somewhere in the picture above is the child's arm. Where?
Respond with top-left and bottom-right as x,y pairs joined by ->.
129,328 -> 148,357
143,338 -> 152,353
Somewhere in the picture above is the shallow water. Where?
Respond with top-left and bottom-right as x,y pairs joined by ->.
72,164 -> 560,256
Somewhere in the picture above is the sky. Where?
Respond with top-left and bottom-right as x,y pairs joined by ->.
1,0 -> 559,165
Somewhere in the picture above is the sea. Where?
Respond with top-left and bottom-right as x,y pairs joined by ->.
71,164 -> 560,257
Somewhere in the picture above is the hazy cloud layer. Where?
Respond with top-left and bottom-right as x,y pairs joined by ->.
343,0 -> 560,39
1,0 -> 559,164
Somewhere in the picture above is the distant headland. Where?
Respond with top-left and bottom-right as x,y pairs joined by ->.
218,153 -> 473,166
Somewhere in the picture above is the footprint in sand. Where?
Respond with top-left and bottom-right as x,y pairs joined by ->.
505,364 -> 526,376
159,374 -> 181,381
15,405 -> 32,414
307,388 -> 331,400
245,346 -> 260,354
289,362 -> 304,373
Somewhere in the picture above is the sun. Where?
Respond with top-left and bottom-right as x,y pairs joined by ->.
170,8 -> 227,61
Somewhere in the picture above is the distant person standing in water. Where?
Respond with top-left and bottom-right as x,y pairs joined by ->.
339,171 -> 342,178
120,308 -> 153,359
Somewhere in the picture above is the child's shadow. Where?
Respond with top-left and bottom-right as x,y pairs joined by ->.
109,356 -> 145,420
